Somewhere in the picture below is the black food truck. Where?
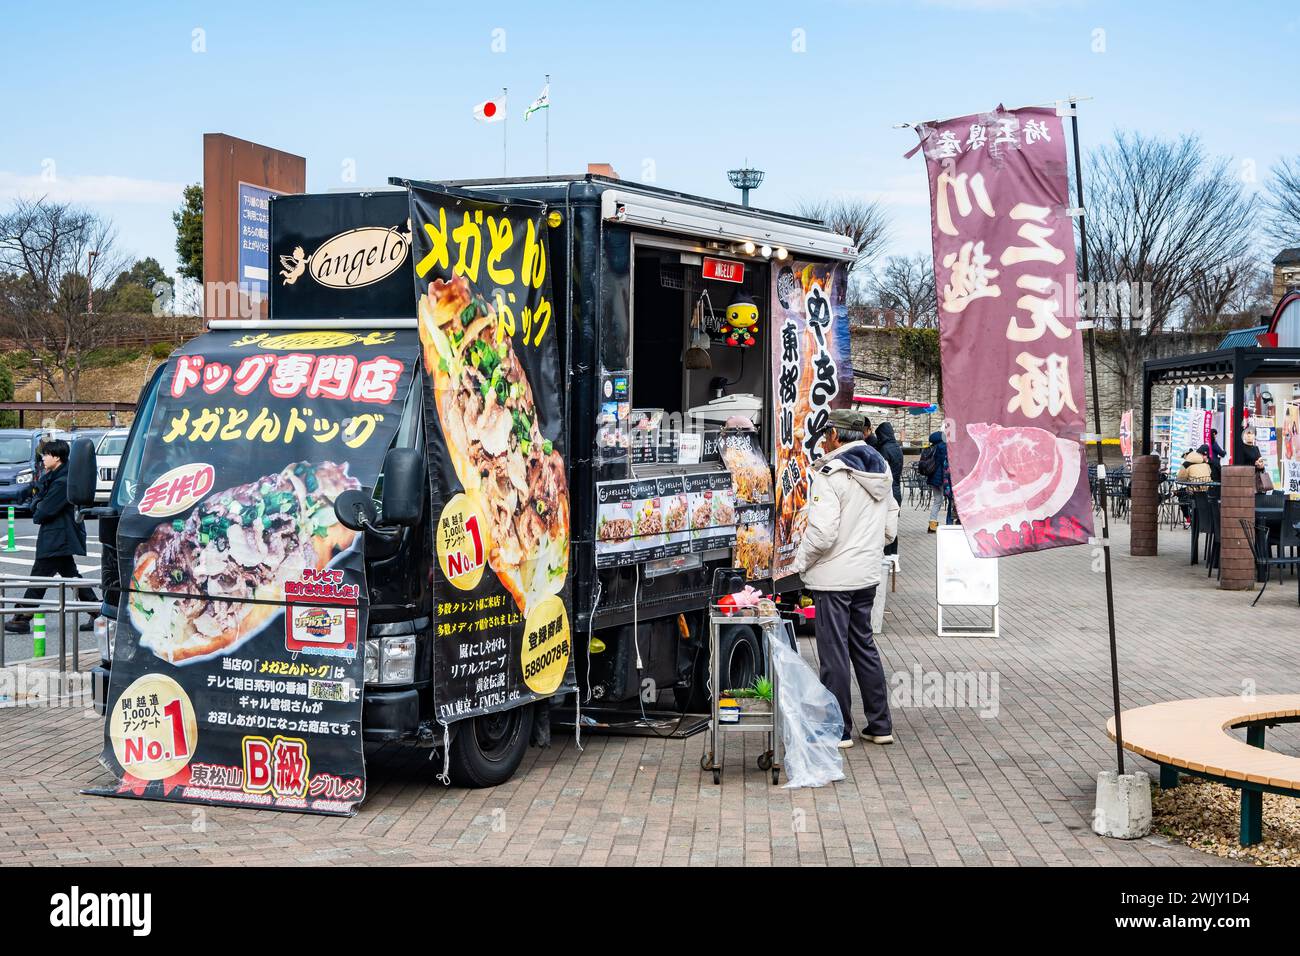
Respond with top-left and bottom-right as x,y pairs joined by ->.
73,174 -> 855,811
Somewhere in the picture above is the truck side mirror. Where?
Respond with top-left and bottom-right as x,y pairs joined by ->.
379,447 -> 424,526
67,437 -> 98,507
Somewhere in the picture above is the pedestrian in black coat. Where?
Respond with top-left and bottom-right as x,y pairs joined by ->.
872,421 -> 904,558
5,439 -> 98,634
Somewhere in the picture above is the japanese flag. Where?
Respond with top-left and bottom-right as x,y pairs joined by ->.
473,98 -> 505,123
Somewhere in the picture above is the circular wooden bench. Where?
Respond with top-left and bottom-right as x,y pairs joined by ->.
1106,695 -> 1300,846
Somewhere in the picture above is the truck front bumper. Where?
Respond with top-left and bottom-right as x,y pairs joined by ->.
362,687 -> 420,741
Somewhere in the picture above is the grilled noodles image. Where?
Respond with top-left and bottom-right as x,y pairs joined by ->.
129,461 -> 360,663
418,275 -> 570,613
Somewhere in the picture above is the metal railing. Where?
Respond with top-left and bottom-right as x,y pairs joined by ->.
0,575 -> 100,671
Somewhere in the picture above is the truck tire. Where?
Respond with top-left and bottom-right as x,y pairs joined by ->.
674,623 -> 762,711
717,624 -> 763,692
448,702 -> 534,788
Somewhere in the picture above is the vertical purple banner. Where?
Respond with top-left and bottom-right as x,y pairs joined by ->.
917,105 -> 1094,558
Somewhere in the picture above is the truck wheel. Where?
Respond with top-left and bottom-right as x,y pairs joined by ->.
673,624 -> 761,710
718,624 -> 762,691
448,703 -> 534,788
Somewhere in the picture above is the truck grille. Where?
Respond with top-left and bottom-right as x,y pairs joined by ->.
99,467 -> 117,482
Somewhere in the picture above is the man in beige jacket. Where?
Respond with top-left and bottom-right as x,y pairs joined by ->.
792,409 -> 900,749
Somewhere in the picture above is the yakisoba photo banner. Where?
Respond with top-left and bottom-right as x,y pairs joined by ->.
916,106 -> 1094,558
90,329 -> 421,815
770,260 -> 854,577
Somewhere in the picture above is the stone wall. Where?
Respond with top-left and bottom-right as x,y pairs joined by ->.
849,326 -> 1224,451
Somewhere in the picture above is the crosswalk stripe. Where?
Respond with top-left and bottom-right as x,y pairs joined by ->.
0,546 -> 102,560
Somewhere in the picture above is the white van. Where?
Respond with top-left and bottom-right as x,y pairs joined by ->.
94,429 -> 129,503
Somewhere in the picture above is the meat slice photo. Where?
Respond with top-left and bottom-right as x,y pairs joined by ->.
951,423 -> 1088,556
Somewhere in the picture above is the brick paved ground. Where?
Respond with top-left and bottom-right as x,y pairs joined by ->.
2,502 -> 1296,866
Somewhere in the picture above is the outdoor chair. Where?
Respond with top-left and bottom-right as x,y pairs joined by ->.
1239,519 -> 1300,606
1191,492 -> 1220,578
1105,473 -> 1130,519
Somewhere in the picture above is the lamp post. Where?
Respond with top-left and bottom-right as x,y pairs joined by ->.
86,249 -> 99,315
727,165 -> 765,208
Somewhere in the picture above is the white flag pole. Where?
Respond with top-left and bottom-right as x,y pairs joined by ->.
545,74 -> 550,177
502,87 -> 508,175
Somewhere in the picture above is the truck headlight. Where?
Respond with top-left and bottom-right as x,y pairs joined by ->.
94,616 -> 116,660
365,636 -> 416,685
380,635 -> 416,684
364,640 -> 380,684
15,471 -> 32,485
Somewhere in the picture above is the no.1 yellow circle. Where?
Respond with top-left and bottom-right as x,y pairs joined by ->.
436,492 -> 489,591
109,674 -> 198,780
521,595 -> 570,695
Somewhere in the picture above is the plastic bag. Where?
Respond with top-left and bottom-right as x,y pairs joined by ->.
767,633 -> 845,789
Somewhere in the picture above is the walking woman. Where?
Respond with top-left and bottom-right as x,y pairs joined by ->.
4,439 -> 98,634
921,430 -> 953,532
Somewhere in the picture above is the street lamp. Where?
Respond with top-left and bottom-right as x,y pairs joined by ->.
86,249 -> 99,315
727,164 -> 765,207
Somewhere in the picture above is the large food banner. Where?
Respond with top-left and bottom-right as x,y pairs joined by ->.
91,330 -> 418,814
1166,406 -> 1212,477
408,185 -> 574,723
1279,401 -> 1300,493
915,105 -> 1094,557
770,262 -> 854,577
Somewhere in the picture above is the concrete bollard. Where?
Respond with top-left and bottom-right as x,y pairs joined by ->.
1129,454 -> 1160,557
1218,466 -> 1256,591
1093,769 -> 1152,839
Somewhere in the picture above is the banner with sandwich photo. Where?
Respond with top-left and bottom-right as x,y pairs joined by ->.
408,184 -> 575,724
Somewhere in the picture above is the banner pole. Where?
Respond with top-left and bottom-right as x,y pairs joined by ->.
545,74 -> 550,177
503,87 -> 508,175
1070,101 -> 1126,776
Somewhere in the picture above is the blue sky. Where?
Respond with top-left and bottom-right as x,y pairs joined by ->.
1,0 -> 1296,280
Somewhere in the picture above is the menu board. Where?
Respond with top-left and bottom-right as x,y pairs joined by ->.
595,472 -> 735,568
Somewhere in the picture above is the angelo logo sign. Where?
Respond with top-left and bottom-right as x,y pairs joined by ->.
278,224 -> 412,290
138,463 -> 215,517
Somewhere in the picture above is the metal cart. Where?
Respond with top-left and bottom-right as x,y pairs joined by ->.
699,608 -> 784,785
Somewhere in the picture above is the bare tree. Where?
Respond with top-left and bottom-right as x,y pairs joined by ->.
867,253 -> 938,328
1264,155 -> 1300,250
794,197 -> 891,273
1082,132 -> 1255,408
0,198 -> 133,402
1184,259 -> 1271,331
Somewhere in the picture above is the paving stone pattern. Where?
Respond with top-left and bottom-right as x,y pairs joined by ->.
3,504 -> 1292,866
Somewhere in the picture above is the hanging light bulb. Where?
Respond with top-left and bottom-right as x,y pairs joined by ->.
775,247 -> 788,260
760,245 -> 772,258
742,240 -> 755,255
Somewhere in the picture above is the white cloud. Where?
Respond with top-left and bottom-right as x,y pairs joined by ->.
0,170 -> 183,205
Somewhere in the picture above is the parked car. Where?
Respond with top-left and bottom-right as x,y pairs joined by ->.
0,429 -> 48,513
94,429 -> 129,503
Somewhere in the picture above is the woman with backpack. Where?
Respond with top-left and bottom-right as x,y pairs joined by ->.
919,430 -> 952,532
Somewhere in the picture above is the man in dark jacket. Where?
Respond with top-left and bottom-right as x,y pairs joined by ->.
872,421 -> 904,556
4,439 -> 98,634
